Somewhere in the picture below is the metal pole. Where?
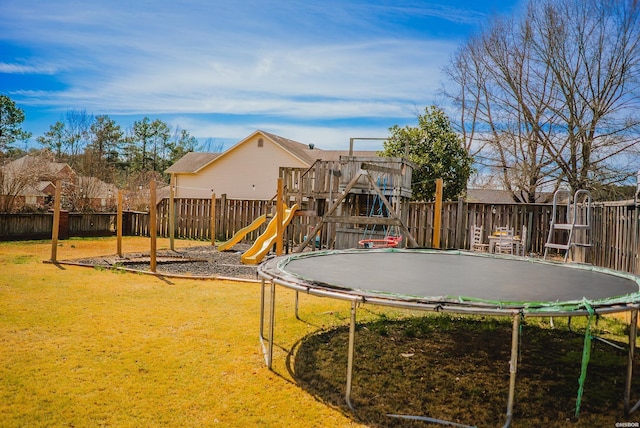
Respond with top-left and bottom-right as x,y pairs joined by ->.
345,300 -> 357,409
503,312 -> 521,428
626,308 -> 638,415
268,280 -> 276,370
259,279 -> 266,342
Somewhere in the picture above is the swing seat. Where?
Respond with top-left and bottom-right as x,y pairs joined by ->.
358,236 -> 403,249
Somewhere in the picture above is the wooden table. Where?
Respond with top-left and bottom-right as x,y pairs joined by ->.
489,234 -> 522,254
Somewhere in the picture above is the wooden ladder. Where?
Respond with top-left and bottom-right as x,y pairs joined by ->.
543,189 -> 592,262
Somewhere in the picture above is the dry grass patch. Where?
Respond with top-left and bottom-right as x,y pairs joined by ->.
0,238 -> 363,427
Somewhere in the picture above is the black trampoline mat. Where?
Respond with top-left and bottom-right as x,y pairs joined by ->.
278,251 -> 640,304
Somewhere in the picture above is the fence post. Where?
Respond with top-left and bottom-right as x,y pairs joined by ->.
455,197 -> 465,249
117,190 -> 123,257
169,174 -> 175,251
221,194 -> 228,239
276,178 -> 284,256
50,179 -> 62,262
432,179 -> 443,248
150,180 -> 157,273
211,193 -> 216,245
58,210 -> 69,240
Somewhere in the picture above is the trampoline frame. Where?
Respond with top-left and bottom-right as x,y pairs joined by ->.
258,249 -> 640,427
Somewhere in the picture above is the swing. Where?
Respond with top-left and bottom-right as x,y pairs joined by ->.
358,235 -> 403,248
358,175 -> 403,249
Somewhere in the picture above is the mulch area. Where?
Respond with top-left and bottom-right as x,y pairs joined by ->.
69,243 -> 261,280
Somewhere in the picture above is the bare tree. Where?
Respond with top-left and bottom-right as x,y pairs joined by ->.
0,152 -> 53,213
37,110 -> 94,168
445,0 -> 640,200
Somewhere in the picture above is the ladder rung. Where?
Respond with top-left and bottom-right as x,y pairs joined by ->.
551,223 -> 590,230
545,243 -> 571,250
552,224 -> 573,230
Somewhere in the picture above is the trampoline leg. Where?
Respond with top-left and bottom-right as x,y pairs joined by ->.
503,312 -> 520,428
259,279 -> 273,367
625,308 -> 638,415
259,279 -> 266,342
345,300 -> 357,410
295,291 -> 300,320
267,281 -> 276,370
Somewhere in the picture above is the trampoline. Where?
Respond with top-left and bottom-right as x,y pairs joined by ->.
258,248 -> 640,427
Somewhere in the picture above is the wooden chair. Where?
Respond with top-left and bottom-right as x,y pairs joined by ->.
518,225 -> 528,256
495,227 -> 515,254
470,225 -> 489,252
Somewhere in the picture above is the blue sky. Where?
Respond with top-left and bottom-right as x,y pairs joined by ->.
1,0 -> 522,152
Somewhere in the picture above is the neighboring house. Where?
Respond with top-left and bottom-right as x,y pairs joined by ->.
166,130 -> 377,200
1,155 -> 117,212
1,155 -> 75,212
71,176 -> 118,211
8,182 -> 52,210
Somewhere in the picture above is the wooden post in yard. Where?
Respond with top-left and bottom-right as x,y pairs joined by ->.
117,190 -> 123,257
432,178 -> 443,249
150,180 -> 157,272
276,178 -> 284,256
169,174 -> 175,251
50,179 -> 62,262
211,193 -> 216,245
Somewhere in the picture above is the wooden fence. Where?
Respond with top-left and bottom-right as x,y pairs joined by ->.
0,212 -> 118,241
2,196 -> 639,274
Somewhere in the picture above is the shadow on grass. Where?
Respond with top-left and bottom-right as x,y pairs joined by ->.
291,315 -> 637,427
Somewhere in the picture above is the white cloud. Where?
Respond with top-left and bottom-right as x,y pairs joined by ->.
2,0 -> 509,145
0,62 -> 58,74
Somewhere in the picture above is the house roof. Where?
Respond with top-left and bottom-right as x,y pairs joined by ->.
35,181 -> 55,193
466,189 -> 517,203
3,155 -> 72,177
165,152 -> 221,174
77,176 -> 118,197
256,131 -> 379,162
259,131 -> 317,165
17,184 -> 48,197
165,130 -> 380,174
466,188 -> 554,203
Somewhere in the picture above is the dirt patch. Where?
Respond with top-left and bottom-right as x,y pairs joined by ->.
71,244 -> 260,280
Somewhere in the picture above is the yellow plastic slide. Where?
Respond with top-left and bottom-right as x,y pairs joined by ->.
217,214 -> 266,252
241,204 -> 299,265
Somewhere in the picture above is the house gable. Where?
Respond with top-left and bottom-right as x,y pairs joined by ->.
171,131 -> 313,200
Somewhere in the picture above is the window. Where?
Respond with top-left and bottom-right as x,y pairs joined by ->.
257,138 -> 264,147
